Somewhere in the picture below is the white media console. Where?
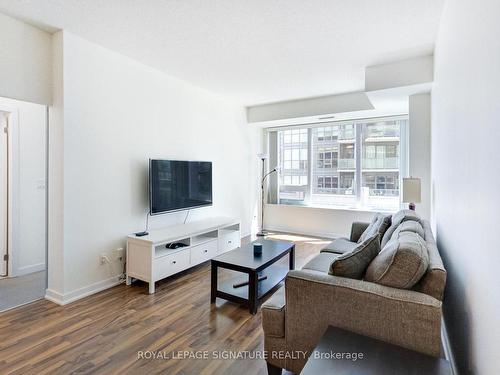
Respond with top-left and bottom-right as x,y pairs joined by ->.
126,217 -> 241,293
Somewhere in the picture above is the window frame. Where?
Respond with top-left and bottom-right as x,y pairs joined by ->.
266,115 -> 408,212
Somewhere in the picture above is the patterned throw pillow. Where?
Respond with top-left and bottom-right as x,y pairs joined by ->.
365,231 -> 429,289
358,213 -> 391,243
380,209 -> 422,248
391,220 -> 425,240
329,233 -> 381,279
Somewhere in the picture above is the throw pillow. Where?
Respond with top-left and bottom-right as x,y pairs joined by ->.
380,209 -> 422,248
391,220 -> 425,241
365,231 -> 429,289
329,233 -> 381,279
358,213 -> 391,244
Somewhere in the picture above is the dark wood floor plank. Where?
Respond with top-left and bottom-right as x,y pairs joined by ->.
0,233 -> 326,375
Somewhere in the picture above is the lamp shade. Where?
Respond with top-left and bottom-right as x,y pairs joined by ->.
402,178 -> 421,203
257,153 -> 269,160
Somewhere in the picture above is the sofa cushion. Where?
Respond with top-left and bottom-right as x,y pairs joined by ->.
413,220 -> 447,300
358,213 -> 391,244
392,209 -> 422,225
329,233 -> 381,279
391,220 -> 425,240
365,231 -> 429,289
261,286 -> 286,337
302,252 -> 340,273
381,209 -> 422,248
321,237 -> 357,255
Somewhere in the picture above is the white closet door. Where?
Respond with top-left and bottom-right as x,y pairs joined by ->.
0,113 -> 8,276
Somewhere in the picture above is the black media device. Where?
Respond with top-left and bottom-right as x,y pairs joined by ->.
149,159 -> 213,215
166,243 -> 188,249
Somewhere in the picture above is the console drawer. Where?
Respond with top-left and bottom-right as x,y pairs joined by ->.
154,250 -> 190,280
218,231 -> 241,254
191,239 -> 218,265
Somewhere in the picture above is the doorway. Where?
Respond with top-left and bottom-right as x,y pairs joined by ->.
0,111 -> 8,278
0,97 -> 47,312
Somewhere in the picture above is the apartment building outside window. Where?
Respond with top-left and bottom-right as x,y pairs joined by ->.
269,116 -> 407,211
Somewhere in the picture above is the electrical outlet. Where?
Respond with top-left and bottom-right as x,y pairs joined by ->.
113,248 -> 125,262
100,253 -> 107,265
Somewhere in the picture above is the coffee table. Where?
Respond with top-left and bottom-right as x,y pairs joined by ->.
300,326 -> 452,375
210,239 -> 295,314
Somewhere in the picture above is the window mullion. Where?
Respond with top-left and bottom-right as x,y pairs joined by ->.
306,128 -> 313,204
355,123 -> 362,207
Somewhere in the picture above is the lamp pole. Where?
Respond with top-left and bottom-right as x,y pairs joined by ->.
257,157 -> 277,237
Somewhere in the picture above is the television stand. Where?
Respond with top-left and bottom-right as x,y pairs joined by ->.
126,217 -> 241,294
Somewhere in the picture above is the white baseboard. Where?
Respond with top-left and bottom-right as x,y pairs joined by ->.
441,317 -> 457,375
43,232 -> 262,306
44,288 -> 65,305
16,262 -> 45,276
265,225 -> 338,240
45,275 -> 123,306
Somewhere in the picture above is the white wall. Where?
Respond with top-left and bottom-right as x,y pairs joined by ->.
0,96 -> 46,276
0,12 -> 52,105
409,93 -> 431,220
365,55 -> 434,92
432,0 -> 500,374
246,92 -> 373,123
47,31 -> 261,300
47,31 -> 64,296
265,204 -> 374,239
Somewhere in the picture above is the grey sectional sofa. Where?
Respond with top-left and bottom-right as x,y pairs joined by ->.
261,211 -> 447,374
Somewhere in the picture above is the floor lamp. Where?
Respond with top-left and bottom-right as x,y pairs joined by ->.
257,153 -> 277,237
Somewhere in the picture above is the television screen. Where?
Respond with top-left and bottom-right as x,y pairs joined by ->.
149,159 -> 212,215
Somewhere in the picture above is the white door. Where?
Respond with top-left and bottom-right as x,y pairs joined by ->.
0,112 -> 8,277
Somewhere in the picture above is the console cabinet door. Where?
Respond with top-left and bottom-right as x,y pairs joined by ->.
155,251 -> 190,280
190,239 -> 218,265
218,231 -> 241,254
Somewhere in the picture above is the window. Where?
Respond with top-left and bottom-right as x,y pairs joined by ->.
269,117 -> 407,211
317,148 -> 338,168
277,129 -> 309,202
317,176 -> 339,192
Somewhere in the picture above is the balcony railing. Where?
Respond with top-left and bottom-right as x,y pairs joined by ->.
314,187 -> 355,195
368,188 -> 399,197
338,128 -> 355,140
364,123 -> 400,138
362,157 -> 398,169
338,158 -> 355,169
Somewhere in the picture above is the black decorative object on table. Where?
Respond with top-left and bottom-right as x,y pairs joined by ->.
253,242 -> 263,256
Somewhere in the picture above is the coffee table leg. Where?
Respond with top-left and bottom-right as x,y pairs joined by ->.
248,271 -> 258,314
289,245 -> 295,270
211,262 -> 218,303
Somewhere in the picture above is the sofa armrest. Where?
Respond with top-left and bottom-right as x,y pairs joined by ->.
350,221 -> 370,242
284,270 -> 442,364
262,286 -> 286,338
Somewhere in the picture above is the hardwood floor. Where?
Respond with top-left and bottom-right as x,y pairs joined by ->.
0,233 -> 330,375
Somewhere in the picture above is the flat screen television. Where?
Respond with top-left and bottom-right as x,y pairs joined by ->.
149,159 -> 212,215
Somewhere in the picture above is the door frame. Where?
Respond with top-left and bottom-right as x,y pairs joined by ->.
0,104 -> 19,278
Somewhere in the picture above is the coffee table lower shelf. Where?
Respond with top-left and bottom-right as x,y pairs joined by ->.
215,264 -> 288,310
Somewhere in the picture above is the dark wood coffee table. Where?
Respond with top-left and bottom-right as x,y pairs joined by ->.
210,239 -> 295,314
300,326 -> 452,375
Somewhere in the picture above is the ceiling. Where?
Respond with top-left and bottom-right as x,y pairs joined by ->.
0,0 -> 444,106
